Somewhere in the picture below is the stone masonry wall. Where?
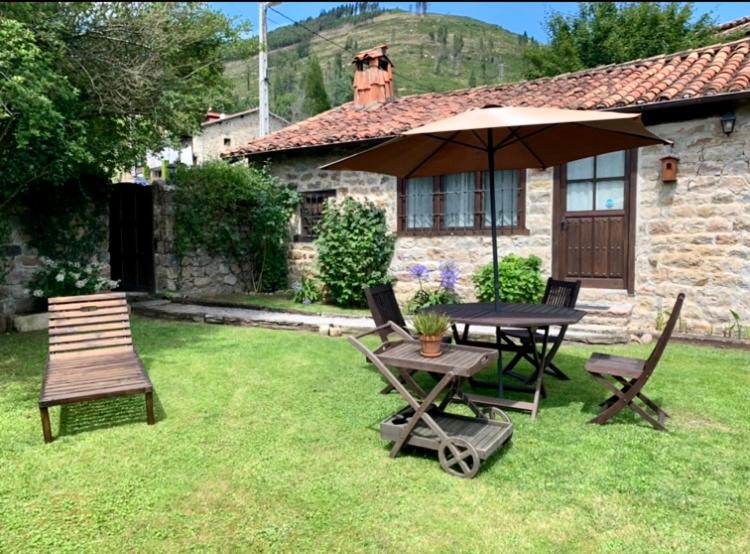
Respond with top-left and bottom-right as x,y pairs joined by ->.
153,182 -> 245,296
267,147 -> 554,302
631,107 -> 750,336
0,215 -> 110,323
267,106 -> 750,338
194,113 -> 287,164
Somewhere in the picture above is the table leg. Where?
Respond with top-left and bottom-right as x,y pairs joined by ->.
527,326 -> 550,420
389,372 -> 454,458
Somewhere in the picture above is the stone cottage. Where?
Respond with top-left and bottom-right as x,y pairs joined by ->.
225,42 -> 750,340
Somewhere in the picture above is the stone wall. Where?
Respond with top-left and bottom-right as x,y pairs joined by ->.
268,147 -> 554,300
153,182 -> 245,296
631,107 -> 750,336
0,215 -> 110,324
194,112 -> 287,163
265,105 -> 750,337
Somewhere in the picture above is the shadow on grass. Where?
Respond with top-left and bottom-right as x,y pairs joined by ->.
58,391 -> 166,438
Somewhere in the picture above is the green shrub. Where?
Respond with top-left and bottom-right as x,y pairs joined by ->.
174,162 -> 298,292
292,275 -> 322,305
472,254 -> 545,303
315,197 -> 395,307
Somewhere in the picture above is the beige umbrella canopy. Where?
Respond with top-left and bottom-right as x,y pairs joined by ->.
322,105 -> 670,306
323,106 -> 669,177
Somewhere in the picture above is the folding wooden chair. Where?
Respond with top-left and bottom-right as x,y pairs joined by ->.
502,278 -> 581,381
586,293 -> 684,431
365,284 -> 449,394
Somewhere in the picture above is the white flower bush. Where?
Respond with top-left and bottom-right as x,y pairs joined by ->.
28,258 -> 119,299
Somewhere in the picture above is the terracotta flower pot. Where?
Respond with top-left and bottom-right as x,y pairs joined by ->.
419,335 -> 444,358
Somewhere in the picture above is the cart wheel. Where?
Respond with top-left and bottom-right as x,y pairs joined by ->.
485,407 -> 512,424
438,438 -> 480,479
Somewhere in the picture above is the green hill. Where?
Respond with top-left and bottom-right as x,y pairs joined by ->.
223,9 -> 531,122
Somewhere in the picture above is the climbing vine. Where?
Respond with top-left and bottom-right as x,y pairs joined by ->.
173,161 -> 298,292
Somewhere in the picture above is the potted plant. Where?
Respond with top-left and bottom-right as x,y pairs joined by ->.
412,312 -> 451,358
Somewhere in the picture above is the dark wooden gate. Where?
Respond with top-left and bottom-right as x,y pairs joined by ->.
552,150 -> 636,292
109,183 -> 154,292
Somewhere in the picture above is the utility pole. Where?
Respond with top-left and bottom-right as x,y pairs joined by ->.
258,2 -> 280,137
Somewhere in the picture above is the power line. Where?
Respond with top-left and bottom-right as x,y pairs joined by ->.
266,5 -> 426,93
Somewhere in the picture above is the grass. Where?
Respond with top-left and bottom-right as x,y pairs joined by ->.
190,292 -> 370,317
1,318 -> 749,552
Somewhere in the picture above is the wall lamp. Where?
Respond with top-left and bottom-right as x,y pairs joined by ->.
721,111 -> 736,135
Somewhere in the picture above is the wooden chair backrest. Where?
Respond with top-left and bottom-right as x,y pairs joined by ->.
365,284 -> 407,339
645,293 -> 685,373
542,278 -> 581,308
47,292 -> 133,361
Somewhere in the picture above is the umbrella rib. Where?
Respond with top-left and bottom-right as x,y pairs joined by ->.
471,130 -> 488,149
508,128 -> 547,168
423,133 -> 487,152
492,125 -> 554,151
405,131 -> 461,178
569,122 -> 672,144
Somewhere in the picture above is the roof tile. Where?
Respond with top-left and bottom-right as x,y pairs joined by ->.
227,37 -> 750,158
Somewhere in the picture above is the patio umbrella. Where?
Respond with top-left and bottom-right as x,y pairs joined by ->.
322,105 -> 670,308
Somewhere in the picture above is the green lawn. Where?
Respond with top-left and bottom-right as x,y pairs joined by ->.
1,318 -> 749,552
188,292 -> 370,317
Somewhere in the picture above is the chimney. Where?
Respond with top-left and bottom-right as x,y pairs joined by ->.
204,111 -> 223,123
352,44 -> 395,109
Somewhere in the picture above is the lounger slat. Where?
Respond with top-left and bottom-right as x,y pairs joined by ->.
49,321 -> 131,335
49,345 -> 135,361
48,299 -> 127,312
48,306 -> 129,321
49,337 -> 133,353
49,329 -> 132,345
48,292 -> 127,305
49,314 -> 130,329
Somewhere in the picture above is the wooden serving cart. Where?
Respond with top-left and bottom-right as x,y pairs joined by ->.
349,322 -> 513,479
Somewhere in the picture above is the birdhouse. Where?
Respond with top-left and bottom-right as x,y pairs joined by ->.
660,156 -> 679,183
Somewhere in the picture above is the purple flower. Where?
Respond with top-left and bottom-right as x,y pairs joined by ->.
409,263 -> 431,281
303,298 -> 312,305
439,261 -> 459,291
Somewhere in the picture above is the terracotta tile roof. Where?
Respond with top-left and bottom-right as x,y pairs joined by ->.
226,38 -> 750,158
718,16 -> 750,36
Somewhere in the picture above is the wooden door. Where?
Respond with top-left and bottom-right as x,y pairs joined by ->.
109,183 -> 154,292
553,150 -> 636,292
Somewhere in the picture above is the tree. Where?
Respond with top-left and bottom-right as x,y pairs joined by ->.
415,2 -> 429,16
302,56 -> 331,117
0,3 -> 244,210
525,2 -> 718,78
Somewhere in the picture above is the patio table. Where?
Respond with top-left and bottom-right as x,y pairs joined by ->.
424,302 -> 585,419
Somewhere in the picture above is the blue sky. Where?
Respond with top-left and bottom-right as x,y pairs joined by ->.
211,2 -> 750,42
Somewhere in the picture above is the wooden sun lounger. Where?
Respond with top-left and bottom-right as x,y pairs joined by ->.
39,292 -> 154,443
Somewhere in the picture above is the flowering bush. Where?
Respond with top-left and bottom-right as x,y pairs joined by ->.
406,261 -> 461,313
28,258 -> 119,299
291,275 -> 322,305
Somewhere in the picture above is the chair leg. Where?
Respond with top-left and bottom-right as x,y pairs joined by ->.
40,407 -> 53,443
545,361 -> 570,381
145,392 -> 155,425
589,374 -> 667,431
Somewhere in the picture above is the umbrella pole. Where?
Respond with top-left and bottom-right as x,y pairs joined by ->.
487,130 -> 500,310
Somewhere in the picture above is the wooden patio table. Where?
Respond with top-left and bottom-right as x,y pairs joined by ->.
424,302 -> 585,419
